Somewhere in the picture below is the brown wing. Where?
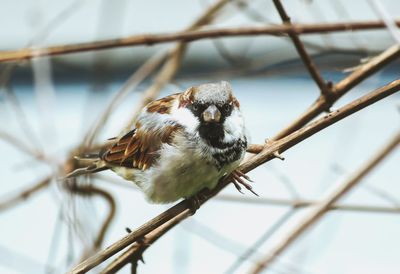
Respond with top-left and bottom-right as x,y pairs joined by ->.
146,93 -> 179,114
102,123 -> 182,170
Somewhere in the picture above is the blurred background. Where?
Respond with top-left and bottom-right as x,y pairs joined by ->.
0,0 -> 399,273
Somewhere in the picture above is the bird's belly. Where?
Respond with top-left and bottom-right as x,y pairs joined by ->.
112,144 -> 241,203
147,155 -> 221,203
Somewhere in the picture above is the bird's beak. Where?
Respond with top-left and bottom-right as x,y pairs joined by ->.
202,105 -> 221,123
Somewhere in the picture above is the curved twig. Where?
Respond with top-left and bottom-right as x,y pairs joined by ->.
67,184 -> 117,251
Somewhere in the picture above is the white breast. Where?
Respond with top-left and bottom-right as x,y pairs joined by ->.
146,134 -> 241,203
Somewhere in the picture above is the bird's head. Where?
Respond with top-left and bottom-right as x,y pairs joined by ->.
179,81 -> 240,124
177,81 -> 244,146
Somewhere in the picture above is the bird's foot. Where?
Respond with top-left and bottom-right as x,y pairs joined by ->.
230,170 -> 258,196
187,188 -> 210,215
188,196 -> 201,215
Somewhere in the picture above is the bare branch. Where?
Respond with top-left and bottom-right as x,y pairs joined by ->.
124,0 -> 234,127
0,176 -> 51,212
125,45 -> 185,126
369,0 -> 400,43
272,44 -> 400,141
0,130 -> 48,162
250,131 -> 400,274
226,209 -> 296,274
272,0 -> 330,97
100,210 -> 189,274
215,195 -> 400,214
67,184 -> 117,252
1,20 -> 400,63
81,51 -> 167,147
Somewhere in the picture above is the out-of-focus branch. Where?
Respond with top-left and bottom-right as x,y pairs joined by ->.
271,43 -> 400,141
0,130 -> 51,163
273,0 -> 330,97
67,184 -> 117,253
0,176 -> 51,212
215,195 -> 400,214
126,45 -> 184,126
369,0 -> 400,43
69,198 -> 192,273
250,131 -> 400,274
125,0 -> 233,127
68,79 -> 400,274
226,209 -> 296,274
100,210 -> 189,274
1,20 -> 400,63
81,51 -> 167,147
2,83 -> 43,150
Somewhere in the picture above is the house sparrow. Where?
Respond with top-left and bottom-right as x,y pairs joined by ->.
67,81 -> 255,204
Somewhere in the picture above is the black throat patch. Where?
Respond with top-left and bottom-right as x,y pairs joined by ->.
198,123 -> 226,148
198,123 -> 247,169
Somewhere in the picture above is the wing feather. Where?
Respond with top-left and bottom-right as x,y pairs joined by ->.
102,106 -> 183,170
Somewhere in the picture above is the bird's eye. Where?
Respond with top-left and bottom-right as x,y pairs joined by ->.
223,103 -> 232,112
192,104 -> 199,111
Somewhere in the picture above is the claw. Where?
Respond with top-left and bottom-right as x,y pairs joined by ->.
232,181 -> 244,194
234,169 -> 253,182
230,170 -> 258,196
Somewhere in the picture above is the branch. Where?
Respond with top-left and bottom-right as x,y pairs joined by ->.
250,131 -> 400,274
0,130 -> 49,162
215,195 -> 400,214
81,51 -> 167,147
68,79 -> 400,274
272,43 -> 400,141
273,0 -> 330,97
71,0 -> 233,150
0,176 -> 51,212
67,184 -> 117,251
1,20 -> 400,63
124,0 -> 233,129
100,210 -> 189,274
226,209 -> 296,274
125,45 -> 184,126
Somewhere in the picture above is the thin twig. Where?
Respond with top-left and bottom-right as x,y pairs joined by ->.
272,0 -> 330,97
0,176 -> 52,212
1,20 -> 400,63
126,45 -> 185,126
364,184 -> 400,208
215,195 -> 400,214
271,44 -> 400,141
369,0 -> 400,43
68,79 -> 400,274
67,184 -> 117,251
81,50 -> 167,147
225,209 -> 296,274
0,130 -> 51,163
2,83 -> 44,150
101,210 -> 190,274
125,0 -> 233,127
250,131 -> 400,274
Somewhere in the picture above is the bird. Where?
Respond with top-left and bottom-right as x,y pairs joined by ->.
67,81 -> 256,204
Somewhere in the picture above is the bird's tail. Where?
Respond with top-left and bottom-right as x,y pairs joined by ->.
65,153 -> 109,178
